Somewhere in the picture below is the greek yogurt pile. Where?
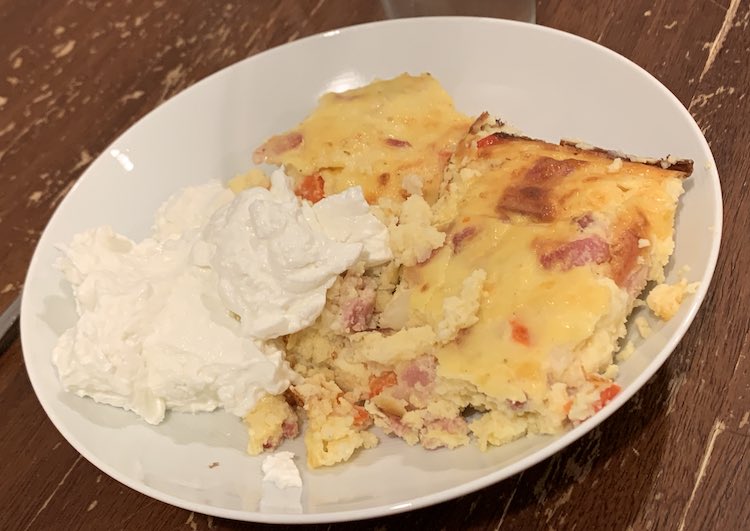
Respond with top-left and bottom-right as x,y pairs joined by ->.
52,168 -> 391,424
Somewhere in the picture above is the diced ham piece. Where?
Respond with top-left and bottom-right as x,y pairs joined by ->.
539,235 -> 611,271
399,356 -> 436,388
252,131 -> 303,163
340,279 -> 377,332
451,226 -> 477,253
342,298 -> 375,332
574,213 -> 594,229
421,417 -> 470,450
386,356 -> 437,401
385,138 -> 412,148
282,419 -> 299,439
263,416 -> 300,450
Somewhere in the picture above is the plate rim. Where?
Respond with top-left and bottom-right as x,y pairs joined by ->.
20,15 -> 723,524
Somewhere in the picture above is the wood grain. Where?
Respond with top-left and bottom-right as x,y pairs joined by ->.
1,1 -> 747,529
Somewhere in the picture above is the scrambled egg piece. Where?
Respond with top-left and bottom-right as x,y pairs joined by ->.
245,394 -> 298,455
646,278 -> 699,320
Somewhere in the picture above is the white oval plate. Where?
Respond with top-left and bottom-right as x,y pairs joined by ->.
21,17 -> 722,524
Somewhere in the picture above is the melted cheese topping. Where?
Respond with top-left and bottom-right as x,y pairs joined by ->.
405,129 -> 689,405
456,136 -> 684,245
254,73 -> 471,204
405,218 -> 613,402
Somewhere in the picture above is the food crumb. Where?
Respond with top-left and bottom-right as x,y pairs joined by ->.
607,157 -> 623,173
635,316 -> 652,338
262,451 -> 302,488
603,363 -> 619,379
208,461 -> 219,469
227,168 -> 270,193
616,341 -> 636,362
646,279 -> 699,320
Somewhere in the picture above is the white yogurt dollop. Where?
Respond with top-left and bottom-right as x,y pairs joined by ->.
53,182 -> 296,424
262,451 -> 302,489
52,170 -> 391,424
198,169 -> 391,339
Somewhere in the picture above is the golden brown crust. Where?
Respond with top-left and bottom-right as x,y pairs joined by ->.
469,126 -> 694,176
558,139 -> 693,175
438,118 -> 691,292
608,212 -> 648,287
495,157 -> 588,222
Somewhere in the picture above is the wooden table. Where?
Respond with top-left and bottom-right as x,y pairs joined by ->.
1,1 -> 747,529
